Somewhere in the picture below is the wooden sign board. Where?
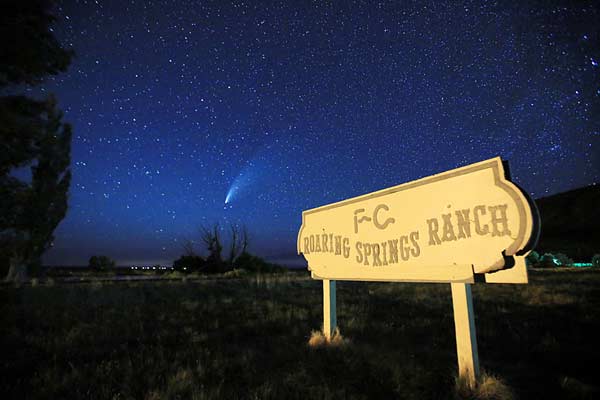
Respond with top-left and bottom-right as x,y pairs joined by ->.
297,157 -> 540,284
298,157 -> 540,387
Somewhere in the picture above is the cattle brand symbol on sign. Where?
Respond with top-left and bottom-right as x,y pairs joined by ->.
297,157 -> 540,387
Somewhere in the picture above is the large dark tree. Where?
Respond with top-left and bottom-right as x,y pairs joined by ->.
0,0 -> 73,281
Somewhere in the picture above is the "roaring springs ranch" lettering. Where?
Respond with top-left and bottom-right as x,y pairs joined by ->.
302,203 -> 512,266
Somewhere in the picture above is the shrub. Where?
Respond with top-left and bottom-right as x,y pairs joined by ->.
538,253 -> 559,268
525,251 -> 540,267
172,255 -> 205,273
88,255 -> 116,272
234,252 -> 284,273
191,259 -> 226,274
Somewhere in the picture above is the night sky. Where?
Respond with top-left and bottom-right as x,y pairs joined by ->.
35,0 -> 599,266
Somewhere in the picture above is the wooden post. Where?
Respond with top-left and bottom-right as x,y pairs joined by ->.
323,279 -> 337,339
451,282 -> 480,388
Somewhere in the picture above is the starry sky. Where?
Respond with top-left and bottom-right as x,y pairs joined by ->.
34,0 -> 599,266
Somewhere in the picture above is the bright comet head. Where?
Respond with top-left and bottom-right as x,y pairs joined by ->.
224,186 -> 235,204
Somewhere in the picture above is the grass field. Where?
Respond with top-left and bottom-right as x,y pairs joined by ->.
1,269 -> 599,399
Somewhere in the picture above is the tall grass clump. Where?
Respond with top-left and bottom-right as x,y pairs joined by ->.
454,372 -> 514,400
223,268 -> 249,278
308,327 -> 350,348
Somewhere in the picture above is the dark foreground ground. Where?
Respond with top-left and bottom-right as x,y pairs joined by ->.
1,269 -> 599,399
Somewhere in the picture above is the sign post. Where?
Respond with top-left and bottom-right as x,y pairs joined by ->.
298,157 -> 540,387
451,282 -> 480,386
323,279 -> 337,339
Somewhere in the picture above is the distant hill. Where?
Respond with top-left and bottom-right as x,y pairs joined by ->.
533,184 -> 599,260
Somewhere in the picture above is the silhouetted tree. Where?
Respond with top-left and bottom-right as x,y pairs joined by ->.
241,225 -> 249,254
227,224 -> 240,267
0,0 -> 73,86
181,239 -> 196,257
228,225 -> 283,273
0,1 -> 73,282
200,224 -> 225,272
232,225 -> 261,270
177,224 -> 283,274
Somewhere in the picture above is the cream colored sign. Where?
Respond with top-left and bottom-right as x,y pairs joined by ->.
297,157 -> 539,284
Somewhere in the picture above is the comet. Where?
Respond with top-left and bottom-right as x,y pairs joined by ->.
224,161 -> 257,205
223,135 -> 301,205
224,185 -> 237,204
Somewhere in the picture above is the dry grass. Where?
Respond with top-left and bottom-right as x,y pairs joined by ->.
521,284 -> 577,305
455,372 -> 514,400
308,327 -> 350,348
1,269 -> 599,399
223,268 -> 249,278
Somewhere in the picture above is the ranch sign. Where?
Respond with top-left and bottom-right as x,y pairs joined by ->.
297,157 -> 540,386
